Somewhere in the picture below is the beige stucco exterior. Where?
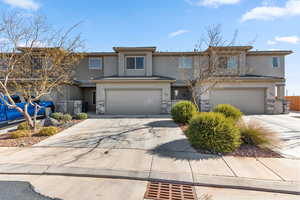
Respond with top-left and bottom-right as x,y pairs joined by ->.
246,55 -> 285,78
49,46 -> 291,115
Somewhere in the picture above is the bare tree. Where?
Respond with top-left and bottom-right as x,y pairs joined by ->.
181,24 -> 246,111
0,11 -> 84,130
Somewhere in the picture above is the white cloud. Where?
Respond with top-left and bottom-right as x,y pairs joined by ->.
185,0 -> 240,7
241,0 -> 300,22
267,40 -> 277,45
2,0 -> 40,10
267,36 -> 299,45
169,30 -> 189,38
275,36 -> 299,44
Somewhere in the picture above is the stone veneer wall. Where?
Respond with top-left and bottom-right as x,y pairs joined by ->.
55,100 -> 82,115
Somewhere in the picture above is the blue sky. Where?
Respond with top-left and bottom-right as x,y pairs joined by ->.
0,0 -> 299,95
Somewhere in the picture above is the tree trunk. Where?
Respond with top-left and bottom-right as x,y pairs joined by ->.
33,103 -> 40,132
23,103 -> 34,129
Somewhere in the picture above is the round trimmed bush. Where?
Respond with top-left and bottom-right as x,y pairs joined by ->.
11,130 -> 31,138
213,104 -> 243,122
51,112 -> 63,120
187,112 -> 241,153
37,126 -> 59,136
75,113 -> 88,120
171,101 -> 198,124
17,122 -> 30,130
61,114 -> 72,123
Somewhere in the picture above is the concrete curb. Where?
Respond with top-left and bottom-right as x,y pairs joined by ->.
0,163 -> 299,195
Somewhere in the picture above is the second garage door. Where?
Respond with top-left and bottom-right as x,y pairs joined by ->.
210,88 -> 266,114
106,89 -> 162,115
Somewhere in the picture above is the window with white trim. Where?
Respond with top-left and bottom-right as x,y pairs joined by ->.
272,57 -> 279,68
179,57 -> 193,69
218,56 -> 238,69
227,56 -> 238,69
89,57 -> 102,70
0,59 -> 8,71
126,56 -> 145,70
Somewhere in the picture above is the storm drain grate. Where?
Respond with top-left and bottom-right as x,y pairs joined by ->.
144,182 -> 197,200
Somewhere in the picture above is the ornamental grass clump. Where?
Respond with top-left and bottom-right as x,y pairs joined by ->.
238,120 -> 280,148
37,126 -> 59,136
213,104 -> 243,122
50,112 -> 64,120
11,130 -> 31,138
17,122 -> 31,130
61,114 -> 72,123
187,112 -> 241,153
171,101 -> 198,124
75,112 -> 88,120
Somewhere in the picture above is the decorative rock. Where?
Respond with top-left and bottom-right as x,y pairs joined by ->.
40,117 -> 60,127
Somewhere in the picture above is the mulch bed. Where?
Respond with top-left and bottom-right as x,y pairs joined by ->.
0,119 -> 83,147
178,124 -> 282,158
0,134 -> 48,147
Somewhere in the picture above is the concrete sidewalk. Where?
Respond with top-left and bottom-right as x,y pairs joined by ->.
1,175 -> 299,200
0,147 -> 299,194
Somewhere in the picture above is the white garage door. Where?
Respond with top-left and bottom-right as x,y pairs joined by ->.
106,89 -> 162,114
210,88 -> 265,114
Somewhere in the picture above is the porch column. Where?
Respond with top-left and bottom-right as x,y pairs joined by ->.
96,84 -> 105,114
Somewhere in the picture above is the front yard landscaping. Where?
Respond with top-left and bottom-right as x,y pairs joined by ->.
0,112 -> 88,147
172,101 -> 282,158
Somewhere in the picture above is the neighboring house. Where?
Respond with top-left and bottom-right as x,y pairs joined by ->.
52,46 -> 292,115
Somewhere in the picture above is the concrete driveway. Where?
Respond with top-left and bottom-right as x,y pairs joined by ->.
35,117 -> 195,152
0,116 -> 299,195
245,112 -> 300,158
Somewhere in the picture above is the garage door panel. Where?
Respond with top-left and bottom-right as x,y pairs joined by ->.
210,88 -> 265,114
106,89 -> 162,114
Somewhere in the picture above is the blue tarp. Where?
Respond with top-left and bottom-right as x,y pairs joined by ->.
0,97 -> 53,122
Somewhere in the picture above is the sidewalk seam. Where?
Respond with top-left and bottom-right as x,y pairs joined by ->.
256,158 -> 286,181
187,159 -> 195,184
148,154 -> 154,179
221,157 -> 237,177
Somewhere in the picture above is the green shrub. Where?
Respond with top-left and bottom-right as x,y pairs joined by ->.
61,114 -> 72,123
213,104 -> 243,122
187,112 -> 241,153
17,122 -> 31,130
75,113 -> 88,120
51,112 -> 63,120
11,130 -> 31,138
171,101 -> 198,124
37,126 -> 59,136
238,120 -> 280,148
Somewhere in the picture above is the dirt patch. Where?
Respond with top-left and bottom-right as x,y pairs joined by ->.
0,120 -> 83,147
179,124 -> 282,158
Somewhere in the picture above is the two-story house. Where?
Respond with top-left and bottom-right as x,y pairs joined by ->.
53,46 -> 292,115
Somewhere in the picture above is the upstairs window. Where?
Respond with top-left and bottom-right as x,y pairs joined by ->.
0,59 -> 8,71
227,56 -> 238,69
89,57 -> 102,70
32,57 -> 43,70
272,57 -> 279,68
179,57 -> 193,69
218,56 -> 238,69
126,56 -> 144,70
